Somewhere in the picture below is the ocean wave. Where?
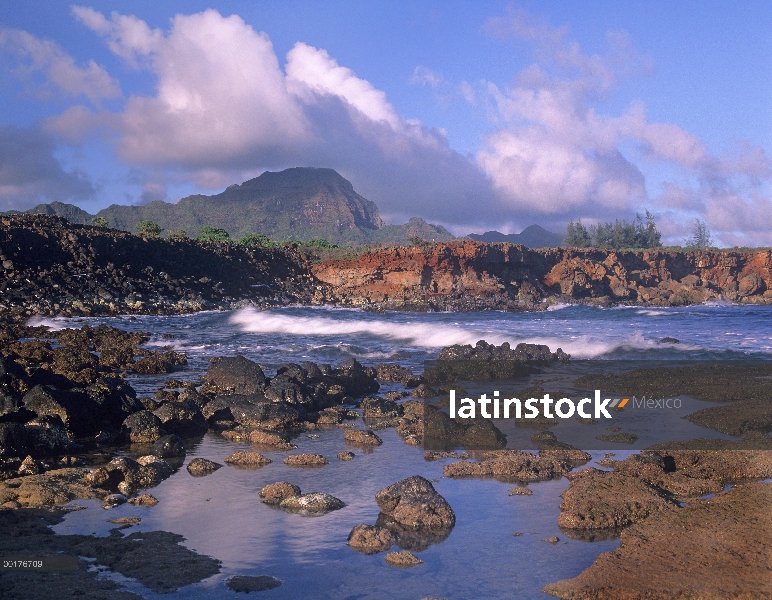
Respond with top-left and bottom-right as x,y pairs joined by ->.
230,307 -> 512,347
26,316 -> 70,331
636,309 -> 670,316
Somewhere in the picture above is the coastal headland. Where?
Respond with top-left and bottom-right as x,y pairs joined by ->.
3,214 -> 772,319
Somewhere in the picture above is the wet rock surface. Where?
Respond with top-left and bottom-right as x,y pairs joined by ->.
443,450 -> 570,483
375,475 -> 455,530
226,575 -> 282,593
347,524 -> 396,554
186,458 -> 222,476
385,550 -> 423,568
283,453 -> 328,467
259,481 -> 301,505
544,482 -> 772,599
278,492 -> 345,515
224,451 -> 271,467
344,429 -> 383,446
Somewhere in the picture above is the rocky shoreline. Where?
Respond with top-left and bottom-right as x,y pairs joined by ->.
4,214 -> 772,320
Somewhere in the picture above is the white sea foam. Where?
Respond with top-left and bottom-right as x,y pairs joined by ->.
26,316 -> 70,331
230,307 -> 512,348
637,309 -> 670,316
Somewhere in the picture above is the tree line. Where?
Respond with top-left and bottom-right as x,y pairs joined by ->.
565,212 -> 713,249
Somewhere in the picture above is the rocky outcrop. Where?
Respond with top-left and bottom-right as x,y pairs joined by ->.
313,241 -> 772,310
544,483 -> 772,599
375,475 -> 455,530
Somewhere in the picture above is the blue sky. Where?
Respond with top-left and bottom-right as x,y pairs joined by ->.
1,1 -> 770,245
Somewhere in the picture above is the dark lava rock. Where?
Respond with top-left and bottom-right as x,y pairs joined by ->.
132,353 -> 173,375
128,493 -> 158,506
685,399 -> 772,435
283,454 -> 328,467
0,422 -> 31,458
259,481 -> 301,505
337,451 -> 355,461
375,363 -> 421,387
186,458 -> 222,477
509,487 -> 534,496
151,434 -> 186,459
24,415 -> 69,455
347,524 -> 396,555
658,337 -> 680,344
205,356 -> 266,396
224,451 -> 271,467
375,475 -> 455,530
385,550 -> 423,567
202,396 -> 300,430
595,432 -> 639,444
22,385 -> 95,436
153,399 -> 208,437
361,396 -> 403,418
122,410 -> 165,443
248,429 -> 297,450
226,575 -> 282,593
103,493 -> 127,508
411,384 -> 437,398
344,429 -> 383,446
543,536 -> 560,545
279,492 -> 345,515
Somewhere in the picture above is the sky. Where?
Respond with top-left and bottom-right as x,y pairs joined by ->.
0,1 -> 770,246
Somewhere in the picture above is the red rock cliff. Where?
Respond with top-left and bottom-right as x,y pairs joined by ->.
311,242 -> 772,310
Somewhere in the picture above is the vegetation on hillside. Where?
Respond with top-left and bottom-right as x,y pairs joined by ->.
565,211 -> 662,249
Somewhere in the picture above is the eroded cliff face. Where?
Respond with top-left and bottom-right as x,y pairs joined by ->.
312,242 -> 772,310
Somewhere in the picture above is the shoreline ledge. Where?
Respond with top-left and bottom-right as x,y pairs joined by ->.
2,214 -> 772,320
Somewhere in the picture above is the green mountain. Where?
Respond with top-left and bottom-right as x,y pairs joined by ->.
8,168 -> 457,245
467,225 -> 565,248
10,201 -> 93,224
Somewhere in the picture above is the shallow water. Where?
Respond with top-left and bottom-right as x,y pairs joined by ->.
39,303 -> 772,598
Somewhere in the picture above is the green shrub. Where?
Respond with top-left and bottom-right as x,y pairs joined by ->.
135,220 -> 163,237
196,226 -> 230,241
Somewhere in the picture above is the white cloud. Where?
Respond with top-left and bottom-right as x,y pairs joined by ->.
0,28 -> 120,103
410,66 -> 443,87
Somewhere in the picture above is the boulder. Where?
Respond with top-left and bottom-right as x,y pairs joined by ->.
375,475 -> 455,530
361,397 -> 403,418
122,410 -> 165,443
186,458 -> 222,477
259,481 -> 301,505
151,434 -> 186,459
0,422 -> 31,458
347,524 -> 396,554
248,429 -> 297,450
278,492 -> 345,515
375,364 -> 421,387
344,429 -> 383,446
283,454 -> 328,467
224,451 -> 271,467
205,356 -> 266,395
385,550 -> 423,567
153,399 -> 208,437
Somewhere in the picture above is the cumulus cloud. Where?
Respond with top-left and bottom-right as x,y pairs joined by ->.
0,125 -> 94,209
25,5 -> 771,244
0,28 -> 120,103
476,8 -> 772,245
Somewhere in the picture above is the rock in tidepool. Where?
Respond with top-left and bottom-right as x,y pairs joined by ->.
103,493 -> 127,508
557,469 -> 678,530
128,493 -> 158,506
543,483 -> 772,599
122,410 -> 165,443
347,524 -> 396,554
374,364 -> 421,387
443,449 -> 569,483
151,434 -> 186,458
224,451 -> 271,467
204,355 -> 266,396
509,487 -> 533,496
595,432 -> 639,444
0,467 -> 103,508
283,454 -> 328,467
361,396 -> 404,418
186,458 -> 222,477
337,451 -> 355,461
278,492 -> 345,515
259,481 -> 301,505
411,384 -> 437,398
153,399 -> 208,437
375,475 -> 455,530
344,429 -> 383,446
385,550 -> 423,568
248,429 -> 297,450
226,575 -> 282,593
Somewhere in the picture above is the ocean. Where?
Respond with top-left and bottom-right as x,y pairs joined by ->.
34,303 -> 772,599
